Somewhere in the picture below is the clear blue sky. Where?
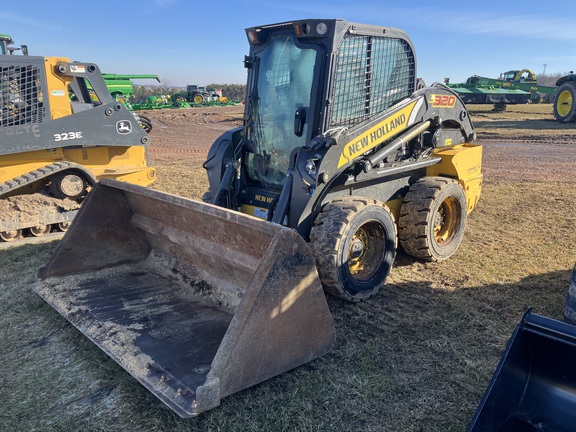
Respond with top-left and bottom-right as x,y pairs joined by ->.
2,0 -> 575,87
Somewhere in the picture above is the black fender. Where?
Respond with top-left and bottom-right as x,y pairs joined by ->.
203,127 -> 243,199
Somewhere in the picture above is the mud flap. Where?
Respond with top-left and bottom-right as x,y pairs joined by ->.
467,309 -> 576,431
34,178 -> 334,417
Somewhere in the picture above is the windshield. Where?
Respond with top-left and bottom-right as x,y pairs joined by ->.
246,34 -> 318,188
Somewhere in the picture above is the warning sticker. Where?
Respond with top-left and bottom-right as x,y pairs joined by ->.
70,65 -> 86,73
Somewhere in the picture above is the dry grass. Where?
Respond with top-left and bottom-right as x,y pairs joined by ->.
469,103 -> 576,140
1,104 -> 575,431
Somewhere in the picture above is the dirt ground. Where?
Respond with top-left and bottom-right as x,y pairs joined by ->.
142,104 -> 576,186
146,106 -> 244,163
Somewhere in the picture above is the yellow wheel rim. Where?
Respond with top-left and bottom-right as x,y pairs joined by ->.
347,222 -> 385,281
433,197 -> 459,245
557,90 -> 573,118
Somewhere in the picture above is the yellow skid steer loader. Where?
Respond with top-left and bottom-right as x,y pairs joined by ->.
35,19 -> 482,417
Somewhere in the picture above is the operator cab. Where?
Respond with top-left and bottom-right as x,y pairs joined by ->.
238,19 -> 415,222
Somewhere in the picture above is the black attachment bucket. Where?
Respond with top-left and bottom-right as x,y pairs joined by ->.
34,179 -> 334,417
467,309 -> 576,431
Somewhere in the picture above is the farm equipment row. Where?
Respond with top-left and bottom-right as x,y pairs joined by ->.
3,17 -> 576,432
446,68 -> 576,122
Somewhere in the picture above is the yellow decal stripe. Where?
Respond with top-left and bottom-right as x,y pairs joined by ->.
337,100 -> 419,168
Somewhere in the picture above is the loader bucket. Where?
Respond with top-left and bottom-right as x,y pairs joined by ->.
467,309 -> 576,431
34,178 -> 334,417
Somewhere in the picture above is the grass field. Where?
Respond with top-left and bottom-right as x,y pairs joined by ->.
1,104 -> 575,431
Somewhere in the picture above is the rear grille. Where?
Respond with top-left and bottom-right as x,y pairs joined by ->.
0,63 -> 44,127
329,34 -> 415,129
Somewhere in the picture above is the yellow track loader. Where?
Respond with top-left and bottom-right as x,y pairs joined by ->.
35,19 -> 482,417
0,35 -> 155,241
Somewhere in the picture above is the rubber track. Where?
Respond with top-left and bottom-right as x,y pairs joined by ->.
0,161 -> 96,198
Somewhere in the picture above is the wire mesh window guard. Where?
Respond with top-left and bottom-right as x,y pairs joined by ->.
0,64 -> 44,127
329,34 -> 415,129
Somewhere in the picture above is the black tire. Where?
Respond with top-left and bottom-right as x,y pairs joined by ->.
193,93 -> 205,105
201,191 -> 214,204
565,264 -> 576,325
554,82 -> 576,123
399,177 -> 467,262
138,114 -> 153,133
310,197 -> 397,302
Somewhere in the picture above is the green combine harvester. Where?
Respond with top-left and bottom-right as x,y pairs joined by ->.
102,73 -> 160,103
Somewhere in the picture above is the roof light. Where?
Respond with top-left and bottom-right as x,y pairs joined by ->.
316,22 -> 328,36
247,31 -> 259,43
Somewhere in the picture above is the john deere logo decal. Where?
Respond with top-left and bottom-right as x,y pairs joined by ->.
116,121 -> 132,134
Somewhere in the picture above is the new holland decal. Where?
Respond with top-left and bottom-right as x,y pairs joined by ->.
337,99 -> 420,168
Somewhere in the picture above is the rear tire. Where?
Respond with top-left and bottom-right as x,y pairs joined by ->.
193,93 -> 204,105
310,197 -> 397,302
565,264 -> 576,325
399,177 -> 467,262
554,82 -> 576,123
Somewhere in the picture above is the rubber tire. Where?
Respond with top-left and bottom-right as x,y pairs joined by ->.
138,114 -> 153,133
399,177 -> 467,262
193,93 -> 204,105
565,264 -> 576,325
554,82 -> 576,123
310,197 -> 397,303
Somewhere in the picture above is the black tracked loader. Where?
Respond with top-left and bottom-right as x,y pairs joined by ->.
35,19 -> 482,416
0,34 -> 156,242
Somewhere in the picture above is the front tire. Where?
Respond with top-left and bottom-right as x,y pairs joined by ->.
399,177 -> 467,262
554,82 -> 576,123
310,197 -> 397,302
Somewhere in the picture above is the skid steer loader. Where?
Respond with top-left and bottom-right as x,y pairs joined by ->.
0,35 -> 155,241
34,19 -> 482,417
